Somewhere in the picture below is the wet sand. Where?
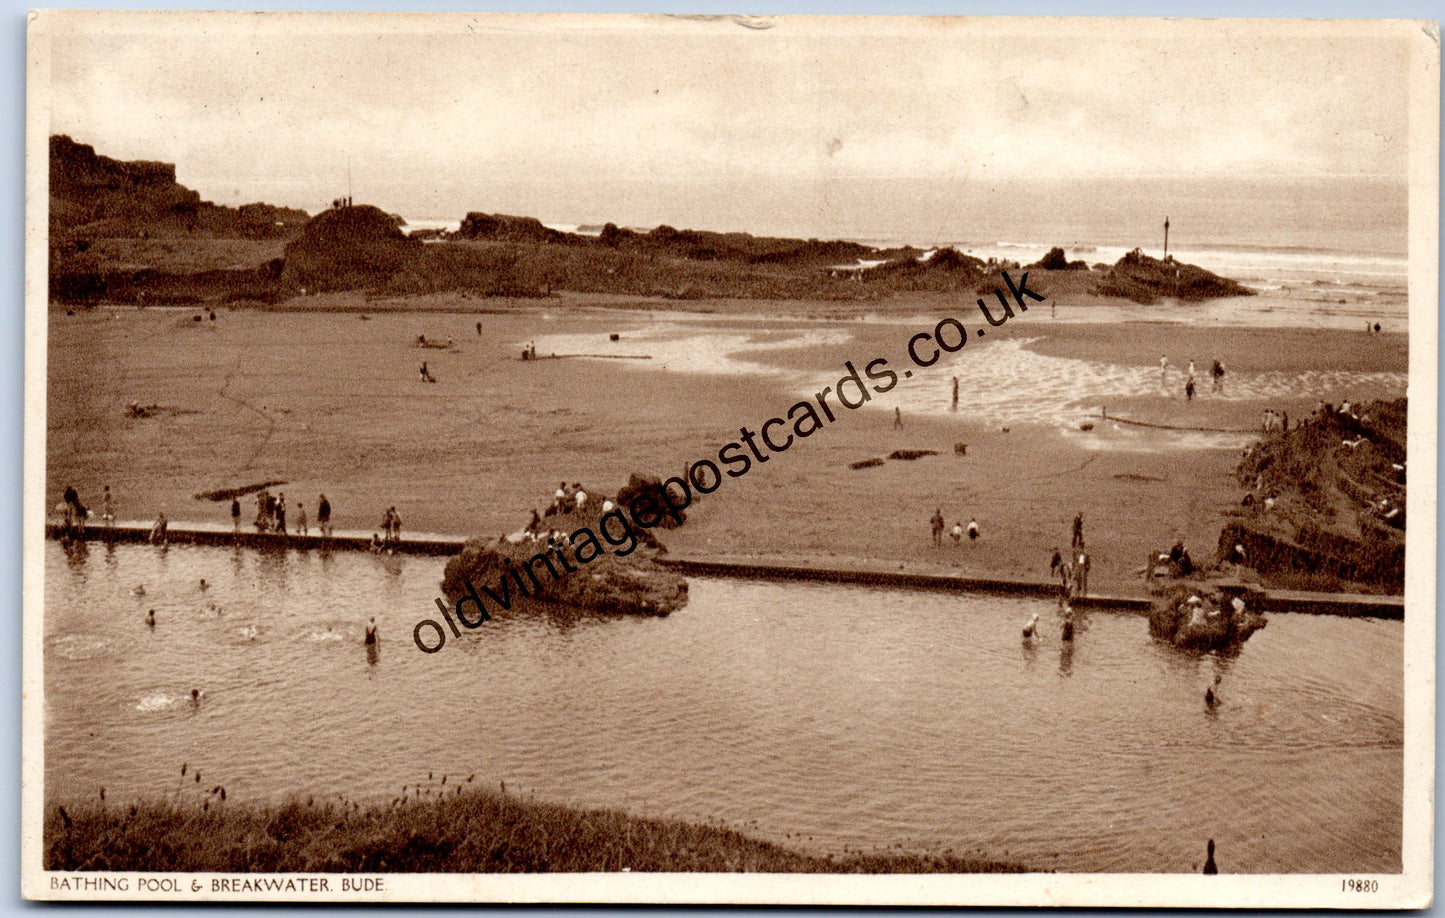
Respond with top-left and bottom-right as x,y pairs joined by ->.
46,294 -> 1407,596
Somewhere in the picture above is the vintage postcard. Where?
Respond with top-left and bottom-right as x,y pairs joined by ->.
23,11 -> 1437,906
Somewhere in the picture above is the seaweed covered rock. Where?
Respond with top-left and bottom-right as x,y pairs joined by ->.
1148,583 -> 1267,652
1093,249 -> 1253,304
440,483 -> 689,619
441,539 -> 688,619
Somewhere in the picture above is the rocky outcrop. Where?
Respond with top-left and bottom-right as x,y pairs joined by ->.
439,482 -> 689,620
50,135 -> 309,240
280,205 -> 422,292
1093,248 -> 1253,303
456,212 -> 580,245
1026,247 -> 1089,271
1224,398 -> 1405,592
1148,583 -> 1267,652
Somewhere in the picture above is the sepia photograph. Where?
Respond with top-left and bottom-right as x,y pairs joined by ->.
23,11 -> 1437,906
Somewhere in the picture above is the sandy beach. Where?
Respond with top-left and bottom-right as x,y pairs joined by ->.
46,294 -> 1407,598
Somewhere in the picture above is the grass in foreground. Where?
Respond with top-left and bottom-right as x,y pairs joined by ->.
46,783 -> 1028,874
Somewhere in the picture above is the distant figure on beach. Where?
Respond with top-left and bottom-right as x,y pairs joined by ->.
1203,839 -> 1218,874
231,498 -> 241,530
370,533 -> 383,553
1211,359 -> 1225,394
101,486 -> 115,529
318,494 -> 331,537
420,361 -> 435,383
1159,355 -> 1168,385
930,509 -> 945,546
297,503 -> 308,537
574,485 -> 587,511
1187,360 -> 1195,379
1076,551 -> 1090,596
528,508 -> 542,532
275,492 -> 287,535
1050,547 -> 1062,574
364,617 -> 378,646
191,689 -> 203,706
389,507 -> 402,543
1185,376 -> 1196,401
967,518 -> 979,542
951,376 -> 959,411
1374,322 -> 1381,335
199,578 -> 209,592
894,406 -> 903,429
476,321 -> 483,335
1071,512 -> 1084,549
950,521 -> 963,544
380,508 -> 395,543
145,609 -> 155,628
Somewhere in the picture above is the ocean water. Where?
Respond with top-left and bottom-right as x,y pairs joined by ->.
45,541 -> 1403,873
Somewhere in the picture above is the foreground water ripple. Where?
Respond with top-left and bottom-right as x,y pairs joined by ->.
44,542 -> 1401,873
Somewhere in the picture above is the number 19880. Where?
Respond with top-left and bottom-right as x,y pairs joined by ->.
1343,879 -> 1379,892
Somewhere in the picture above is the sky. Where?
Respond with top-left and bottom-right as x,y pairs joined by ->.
39,13 -> 1420,243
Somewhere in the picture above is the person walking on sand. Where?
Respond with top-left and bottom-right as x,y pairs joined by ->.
894,406 -> 903,429
967,518 -> 979,542
275,492 -> 287,535
930,509 -> 946,546
1211,359 -> 1225,394
297,503 -> 308,537
1185,375 -> 1196,402
318,494 -> 332,537
950,521 -> 963,544
476,321 -> 483,336
231,497 -> 241,530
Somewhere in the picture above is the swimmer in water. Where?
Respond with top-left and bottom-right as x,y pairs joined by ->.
190,689 -> 203,704
1022,612 -> 1040,639
364,617 -> 378,645
199,578 -> 209,591
145,609 -> 155,627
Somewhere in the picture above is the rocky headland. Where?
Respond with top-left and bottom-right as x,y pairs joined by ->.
48,136 -> 1256,307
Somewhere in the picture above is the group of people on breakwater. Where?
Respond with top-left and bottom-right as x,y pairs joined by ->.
242,489 -> 335,539
1045,512 -> 1092,599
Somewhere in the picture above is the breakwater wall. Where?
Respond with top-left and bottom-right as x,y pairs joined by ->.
45,523 -> 1402,618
